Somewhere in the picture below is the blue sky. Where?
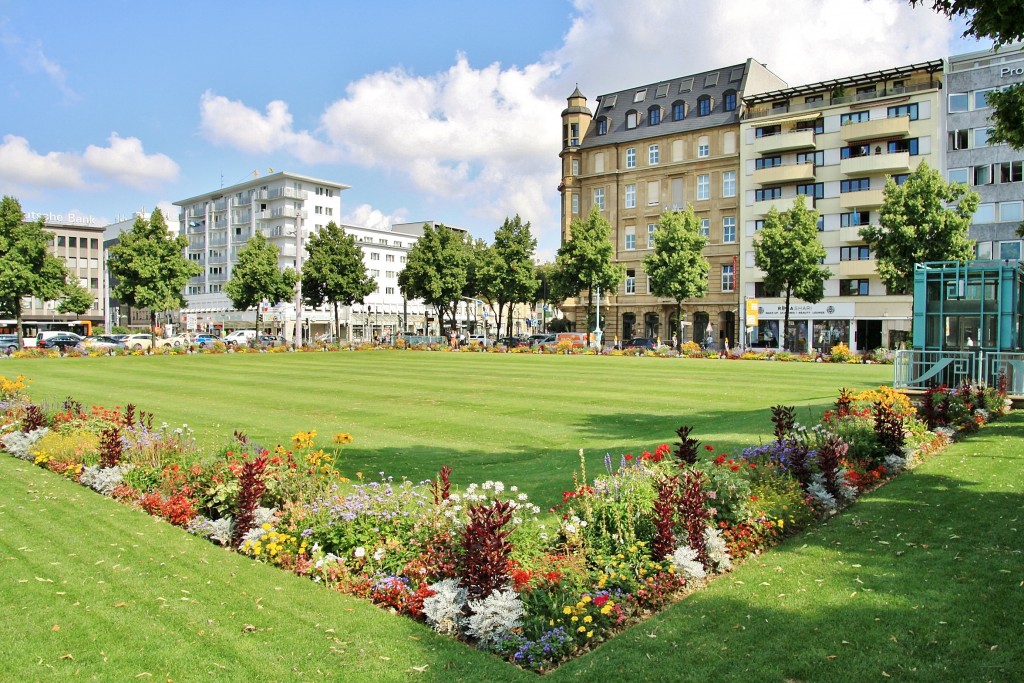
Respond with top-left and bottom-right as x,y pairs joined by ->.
0,0 -> 986,257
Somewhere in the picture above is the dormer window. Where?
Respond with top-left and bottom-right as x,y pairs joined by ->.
603,94 -> 617,109
697,95 -> 712,116
672,100 -> 687,121
596,117 -> 608,135
705,73 -> 719,88
634,89 -> 647,102
648,106 -> 661,125
626,110 -> 638,129
723,90 -> 737,112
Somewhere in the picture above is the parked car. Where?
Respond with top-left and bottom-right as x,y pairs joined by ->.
624,337 -> 657,350
109,334 -> 131,343
122,333 -> 154,350
223,330 -> 257,347
82,335 -> 127,350
528,333 -> 555,345
35,330 -> 83,346
36,333 -> 84,351
255,334 -> 284,348
496,336 -> 528,348
190,334 -> 220,348
0,334 -> 21,353
155,333 -> 191,348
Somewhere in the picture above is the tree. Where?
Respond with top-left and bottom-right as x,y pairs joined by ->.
463,236 -> 498,333
225,232 -> 298,336
860,161 -> 978,295
532,262 -> 559,332
643,206 -> 710,345
486,215 -> 539,337
57,281 -> 95,316
398,223 -> 470,335
301,222 -> 376,341
108,208 -> 201,336
753,195 -> 830,350
0,195 -> 74,347
910,0 -> 1024,149
554,207 -> 624,334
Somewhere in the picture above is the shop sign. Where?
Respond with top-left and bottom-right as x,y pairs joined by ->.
757,302 -> 855,318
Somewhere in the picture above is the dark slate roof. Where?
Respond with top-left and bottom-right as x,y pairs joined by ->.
579,63 -> 748,149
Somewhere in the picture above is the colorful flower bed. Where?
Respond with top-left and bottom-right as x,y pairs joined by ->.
0,374 -> 1010,672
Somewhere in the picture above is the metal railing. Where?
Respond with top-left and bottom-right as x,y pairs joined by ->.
895,349 -> 1024,394
983,352 -> 1024,395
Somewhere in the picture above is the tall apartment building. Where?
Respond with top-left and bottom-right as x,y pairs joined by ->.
739,60 -> 944,353
559,60 -> 787,344
1,221 -> 106,337
945,44 -> 1024,262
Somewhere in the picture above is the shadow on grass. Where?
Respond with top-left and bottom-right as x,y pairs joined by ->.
551,415 -> 1024,682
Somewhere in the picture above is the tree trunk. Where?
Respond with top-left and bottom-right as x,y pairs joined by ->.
783,285 -> 792,352
676,301 -> 683,350
151,310 -> 158,340
333,301 -> 340,341
587,287 -> 594,336
15,302 -> 24,350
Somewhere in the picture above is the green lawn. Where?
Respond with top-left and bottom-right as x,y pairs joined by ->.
0,351 -> 1019,681
2,352 -> 890,509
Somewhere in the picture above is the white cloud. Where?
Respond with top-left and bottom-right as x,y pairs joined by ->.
341,203 -> 408,231
199,90 -> 340,164
0,134 -> 84,188
0,21 -> 77,101
82,134 -> 180,189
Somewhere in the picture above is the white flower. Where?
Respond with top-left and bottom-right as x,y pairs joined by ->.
671,545 -> 707,580
493,481 -> 505,494
510,485 -> 518,493
373,547 -> 385,562
517,493 -> 528,502
354,547 -> 366,559
564,524 -> 577,534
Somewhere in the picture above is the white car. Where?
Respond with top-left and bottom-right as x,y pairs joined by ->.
156,334 -> 191,348
222,330 -> 257,347
122,333 -> 154,350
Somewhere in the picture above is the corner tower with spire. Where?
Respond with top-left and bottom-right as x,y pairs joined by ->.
559,86 -> 592,242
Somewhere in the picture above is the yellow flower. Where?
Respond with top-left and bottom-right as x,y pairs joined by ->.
587,631 -> 593,638
577,626 -> 586,633
582,595 -> 592,603
571,616 -> 578,623
600,605 -> 611,615
562,606 -> 572,615
333,432 -> 353,445
583,616 -> 592,624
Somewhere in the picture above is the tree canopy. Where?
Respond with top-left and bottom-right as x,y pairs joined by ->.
553,207 -> 624,333
0,195 -> 75,345
108,208 -> 200,335
225,231 -> 298,333
481,215 -> 539,337
753,195 -> 830,350
643,206 -> 710,343
860,161 -> 978,295
398,223 -> 470,334
301,221 -> 376,340
57,281 -> 95,316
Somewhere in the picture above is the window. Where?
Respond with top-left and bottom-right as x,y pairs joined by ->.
840,111 -> 869,125
625,184 -> 636,209
856,84 -> 876,98
722,171 -> 736,197
796,150 -> 824,166
754,281 -> 781,297
755,124 -> 781,138
721,264 -> 734,292
1000,240 -> 1022,260
672,100 -> 686,120
697,174 -> 710,200
594,188 -> 605,211
69,237 -> 77,247
648,223 -> 657,249
974,127 -> 993,147
90,257 -> 98,269
648,144 -> 660,165
948,93 -> 969,112
647,181 -> 659,205
841,144 -> 870,159
314,206 -> 324,214
626,147 -> 636,168
57,235 -> 65,247
892,174 -> 910,186
571,193 -> 579,214
603,94 -> 617,109
655,83 -> 669,98
841,211 -> 870,227
699,219 -> 710,237
754,219 -> 765,231
974,164 -> 992,185
948,168 -> 969,185
648,106 -> 661,125
796,182 -> 824,199
625,227 -> 636,250
756,156 -> 782,169
697,139 -> 710,158
90,238 -> 98,249
887,138 -> 919,155
723,217 -> 736,243
386,271 -> 395,278
723,90 -> 737,111
634,89 -> 647,103
795,118 -> 824,134
949,129 -> 969,150
626,111 -> 638,129
697,95 -> 712,116
370,252 -> 380,260
840,246 -> 872,261
386,253 -> 395,262
679,77 -> 694,93
974,88 -> 996,109
840,279 -> 870,296
841,178 -> 871,193
596,117 -> 608,135
571,158 -> 580,175
805,94 -> 824,104
887,103 -> 919,120
705,73 -> 720,88
1000,201 -> 1023,223
999,161 -> 1023,183
973,203 -> 996,223
385,287 -> 395,295
625,269 -> 636,294
755,187 -> 782,201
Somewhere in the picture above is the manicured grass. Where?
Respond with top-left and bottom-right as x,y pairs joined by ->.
1,387 -> 1020,680
2,352 -> 890,509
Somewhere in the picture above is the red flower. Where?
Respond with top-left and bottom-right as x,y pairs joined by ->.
705,445 -> 715,451
625,454 -> 634,461
730,465 -> 740,472
715,455 -> 726,465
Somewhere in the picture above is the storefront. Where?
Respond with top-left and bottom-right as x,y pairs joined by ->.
753,302 -> 855,353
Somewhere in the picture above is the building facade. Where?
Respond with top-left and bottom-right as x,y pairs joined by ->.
945,44 -> 1024,263
2,221 -> 106,339
559,60 -> 787,345
739,60 -> 945,353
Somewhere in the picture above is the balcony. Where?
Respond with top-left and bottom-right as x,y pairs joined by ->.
255,207 -> 307,220
212,199 -> 228,212
840,115 -> 910,143
269,187 -> 307,201
752,162 -> 816,185
751,196 -> 797,216
837,259 -> 877,278
839,226 -> 868,243
840,151 -> 911,176
839,189 -> 885,210
753,130 -> 816,155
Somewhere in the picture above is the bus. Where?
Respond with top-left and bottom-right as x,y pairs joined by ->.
0,320 -> 93,346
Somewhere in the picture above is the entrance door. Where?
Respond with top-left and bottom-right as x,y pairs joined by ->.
856,320 -> 882,351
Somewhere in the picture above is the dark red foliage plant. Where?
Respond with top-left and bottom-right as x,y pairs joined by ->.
460,498 -> 514,600
873,401 -> 905,458
652,476 -> 680,560
98,425 -> 123,468
834,388 -> 854,418
679,469 -> 710,569
431,465 -> 452,504
231,454 -> 268,548
673,425 -> 701,466
816,434 -> 849,501
770,405 -> 796,442
21,404 -> 47,433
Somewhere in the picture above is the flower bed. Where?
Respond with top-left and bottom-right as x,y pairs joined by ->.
0,373 -> 1010,672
